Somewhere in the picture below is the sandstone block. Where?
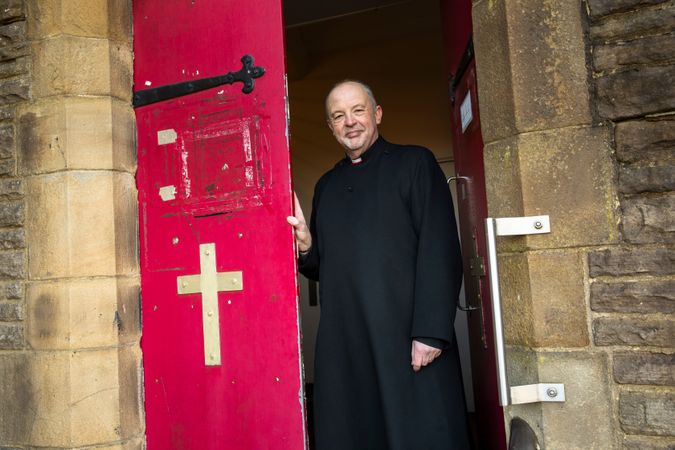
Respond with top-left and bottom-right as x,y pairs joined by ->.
594,33 -> 675,74
0,158 -> 15,175
0,301 -> 22,320
620,390 -> 675,436
0,200 -> 23,226
588,0 -> 669,18
616,118 -> 675,163
0,250 -> 24,278
622,193 -> 675,244
0,323 -> 22,348
0,123 -> 14,158
591,280 -> 675,314
596,65 -> 675,120
0,22 -> 28,62
537,352 -> 614,449
623,437 -> 675,450
0,352 -> 38,443
0,76 -> 29,105
0,229 -> 25,249
593,317 -> 674,347
614,352 -> 675,385
114,173 -> 139,276
499,253 -> 533,346
588,247 -> 675,277
27,278 -> 125,349
590,3 -> 675,42
492,126 -> 616,248
18,97 -> 136,174
26,171 -> 132,278
0,178 -> 22,198
0,280 -> 22,299
118,345 -> 143,440
483,136 -> 524,219
0,0 -> 24,23
0,55 -> 29,78
32,35 -> 130,101
619,164 -> 675,194
116,276 -> 141,344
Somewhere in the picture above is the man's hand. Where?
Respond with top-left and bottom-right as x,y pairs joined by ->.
411,340 -> 442,372
286,192 -> 312,253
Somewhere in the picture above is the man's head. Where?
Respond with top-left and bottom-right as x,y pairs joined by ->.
325,80 -> 383,160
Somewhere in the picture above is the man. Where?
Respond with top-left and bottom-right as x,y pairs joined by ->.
287,80 -> 469,450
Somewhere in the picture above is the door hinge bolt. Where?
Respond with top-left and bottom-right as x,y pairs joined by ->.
534,221 -> 543,230
546,387 -> 558,398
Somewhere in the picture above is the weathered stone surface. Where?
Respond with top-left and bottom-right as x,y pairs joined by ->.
0,0 -> 24,24
0,200 -> 23,226
594,33 -> 675,74
588,0 -> 670,18
114,173 -> 139,276
594,317 -> 674,347
0,281 -> 21,299
537,352 -> 614,449
616,119 -> 675,163
0,123 -> 14,158
619,164 -> 675,194
622,193 -> 675,244
623,437 -> 675,450
0,158 -> 14,176
0,353 -> 35,443
614,352 -> 675,385
0,301 -> 22,321
499,253 -> 534,346
590,4 -> 675,42
0,228 -> 25,249
118,345 -> 143,440
0,55 -> 28,79
0,76 -> 29,105
0,250 -> 23,278
620,390 -> 675,436
596,65 -> 675,119
591,280 -> 675,314
0,22 -> 27,61
589,247 -> 675,277
116,277 -> 141,344
0,178 -> 22,198
0,323 -> 22,348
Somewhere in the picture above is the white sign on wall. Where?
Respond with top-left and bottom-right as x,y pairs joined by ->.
460,91 -> 473,132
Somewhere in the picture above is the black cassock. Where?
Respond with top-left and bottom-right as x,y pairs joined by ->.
299,137 -> 470,450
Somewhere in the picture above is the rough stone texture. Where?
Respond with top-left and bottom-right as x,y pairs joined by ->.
0,280 -> 22,299
594,317 -> 674,347
616,118 -> 675,163
0,178 -> 22,198
593,32 -> 675,74
0,76 -> 29,105
0,229 -> 24,249
590,3 -> 675,42
0,250 -> 23,278
614,352 -> 675,385
0,200 -> 23,227
0,0 -> 24,24
588,0 -> 670,18
0,323 -> 22,348
588,247 -> 675,277
0,159 -> 15,176
622,193 -> 675,244
596,65 -> 675,120
538,352 -> 614,449
0,123 -> 15,158
486,126 -> 617,249
619,164 -> 675,194
0,301 -> 23,320
620,390 -> 675,436
591,280 -> 675,314
0,22 -> 28,61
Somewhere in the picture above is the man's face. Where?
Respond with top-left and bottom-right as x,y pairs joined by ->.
326,82 -> 382,160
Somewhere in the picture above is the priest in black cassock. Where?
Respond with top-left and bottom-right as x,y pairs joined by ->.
287,80 -> 470,450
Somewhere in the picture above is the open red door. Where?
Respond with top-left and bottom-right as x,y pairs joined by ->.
441,1 -> 508,449
133,1 -> 306,449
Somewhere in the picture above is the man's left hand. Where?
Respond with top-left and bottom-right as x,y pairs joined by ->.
411,340 -> 442,372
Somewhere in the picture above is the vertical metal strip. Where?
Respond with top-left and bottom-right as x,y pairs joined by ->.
485,218 -> 510,406
200,243 -> 222,366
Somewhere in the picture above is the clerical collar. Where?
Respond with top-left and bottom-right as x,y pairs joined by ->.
344,136 -> 385,165
351,157 -> 363,165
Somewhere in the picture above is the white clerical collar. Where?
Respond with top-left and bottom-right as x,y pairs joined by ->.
351,157 -> 362,164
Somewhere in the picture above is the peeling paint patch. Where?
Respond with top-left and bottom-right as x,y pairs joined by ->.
159,185 -> 177,201
157,129 -> 178,145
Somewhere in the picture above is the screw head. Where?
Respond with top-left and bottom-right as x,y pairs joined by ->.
534,221 -> 543,230
546,387 -> 558,398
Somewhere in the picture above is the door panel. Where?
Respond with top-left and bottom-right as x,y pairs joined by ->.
441,1 -> 508,448
134,2 -> 306,449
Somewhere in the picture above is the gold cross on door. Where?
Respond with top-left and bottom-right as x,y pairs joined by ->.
176,243 -> 243,366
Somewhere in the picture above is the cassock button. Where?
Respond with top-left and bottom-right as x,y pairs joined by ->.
347,186 -> 353,192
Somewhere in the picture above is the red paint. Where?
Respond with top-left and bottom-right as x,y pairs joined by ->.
134,1 -> 306,449
442,1 -> 508,448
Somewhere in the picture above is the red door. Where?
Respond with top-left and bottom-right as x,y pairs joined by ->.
133,1 -> 306,449
442,1 -> 508,448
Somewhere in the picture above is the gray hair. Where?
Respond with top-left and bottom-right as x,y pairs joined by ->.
325,80 -> 378,118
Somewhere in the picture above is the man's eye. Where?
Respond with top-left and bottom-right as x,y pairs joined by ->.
354,108 -> 365,115
332,114 -> 344,122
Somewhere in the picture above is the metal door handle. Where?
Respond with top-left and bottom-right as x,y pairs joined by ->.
447,175 -> 470,185
485,215 -> 565,405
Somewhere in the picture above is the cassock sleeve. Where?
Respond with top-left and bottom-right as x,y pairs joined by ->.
297,177 -> 324,281
409,149 -> 463,345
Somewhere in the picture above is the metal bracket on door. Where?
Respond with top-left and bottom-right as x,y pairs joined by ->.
485,215 -> 566,406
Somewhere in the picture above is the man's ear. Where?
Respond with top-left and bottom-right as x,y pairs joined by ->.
375,105 -> 383,125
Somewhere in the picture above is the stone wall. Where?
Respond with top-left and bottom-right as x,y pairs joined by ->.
0,1 -> 142,449
586,0 -> 675,448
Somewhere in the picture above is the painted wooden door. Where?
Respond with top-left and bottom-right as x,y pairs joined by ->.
133,1 -> 306,449
441,1 -> 508,448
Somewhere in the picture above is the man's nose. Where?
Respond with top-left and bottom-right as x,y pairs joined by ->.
344,113 -> 356,126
